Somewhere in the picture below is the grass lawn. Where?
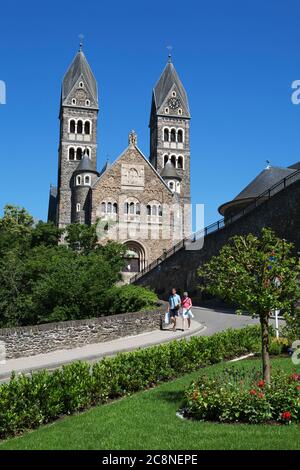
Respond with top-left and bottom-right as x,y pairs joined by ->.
0,357 -> 299,450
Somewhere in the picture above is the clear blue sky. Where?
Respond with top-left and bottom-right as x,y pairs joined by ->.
1,0 -> 300,226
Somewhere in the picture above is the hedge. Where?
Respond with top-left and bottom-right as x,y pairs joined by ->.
0,325 -> 263,439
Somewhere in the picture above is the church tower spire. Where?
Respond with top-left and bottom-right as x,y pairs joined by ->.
149,58 -> 191,234
56,47 -> 99,227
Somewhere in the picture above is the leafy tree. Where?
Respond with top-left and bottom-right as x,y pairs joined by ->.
31,221 -> 63,247
198,228 -> 300,383
0,204 -> 34,255
65,223 -> 98,253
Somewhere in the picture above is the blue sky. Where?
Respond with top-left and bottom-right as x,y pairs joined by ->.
1,0 -> 300,227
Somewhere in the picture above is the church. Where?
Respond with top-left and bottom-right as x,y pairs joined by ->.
48,46 -> 192,274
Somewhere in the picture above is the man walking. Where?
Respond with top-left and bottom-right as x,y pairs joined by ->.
168,288 -> 181,332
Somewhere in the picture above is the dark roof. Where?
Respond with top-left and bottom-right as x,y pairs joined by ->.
160,161 -> 181,180
62,50 -> 98,104
99,160 -> 111,176
288,161 -> 300,170
152,60 -> 190,116
74,152 -> 98,174
233,166 -> 295,201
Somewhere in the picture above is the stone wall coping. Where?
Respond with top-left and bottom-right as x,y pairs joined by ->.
0,301 -> 167,337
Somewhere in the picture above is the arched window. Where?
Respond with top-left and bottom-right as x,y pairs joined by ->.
136,203 -> 140,215
147,205 -> 151,215
176,182 -> 181,193
69,147 -> 75,160
76,203 -> 81,212
76,175 -> 81,186
84,175 -> 90,185
164,155 -> 169,166
164,128 -> 169,141
101,202 -> 106,213
84,121 -> 91,135
170,129 -> 176,142
171,155 -> 176,167
70,120 -> 76,133
77,120 -> 83,134
76,148 -> 83,160
107,202 -> 112,213
86,148 -> 90,156
177,129 -> 183,143
72,98 -> 76,105
86,100 -> 90,107
177,156 -> 183,169
79,81 -> 84,88
169,181 -> 175,191
152,205 -> 157,216
113,203 -> 118,214
158,205 -> 163,216
124,202 -> 129,214
129,202 -> 135,215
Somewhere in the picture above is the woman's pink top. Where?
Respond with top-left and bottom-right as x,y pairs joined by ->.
181,297 -> 192,309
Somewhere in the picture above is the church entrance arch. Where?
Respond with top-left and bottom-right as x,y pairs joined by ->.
123,241 -> 147,273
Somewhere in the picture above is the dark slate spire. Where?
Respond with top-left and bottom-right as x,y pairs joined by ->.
160,161 -> 181,180
62,49 -> 98,105
152,59 -> 190,117
74,150 -> 98,174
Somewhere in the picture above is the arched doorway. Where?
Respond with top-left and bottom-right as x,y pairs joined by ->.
123,241 -> 146,273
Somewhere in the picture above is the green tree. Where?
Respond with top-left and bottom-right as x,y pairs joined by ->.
31,221 -> 63,247
0,204 -> 34,255
198,228 -> 300,383
65,223 -> 98,253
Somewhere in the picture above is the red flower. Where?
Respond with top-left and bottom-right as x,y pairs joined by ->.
249,389 -> 257,395
258,380 -> 265,388
281,411 -> 291,421
297,386 -> 300,390
258,392 -> 265,399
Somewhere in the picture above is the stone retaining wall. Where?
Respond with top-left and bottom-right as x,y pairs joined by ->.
0,303 -> 166,359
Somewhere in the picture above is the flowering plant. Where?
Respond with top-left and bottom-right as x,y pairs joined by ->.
183,366 -> 300,424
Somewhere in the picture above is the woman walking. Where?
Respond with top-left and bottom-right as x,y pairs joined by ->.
181,291 -> 193,330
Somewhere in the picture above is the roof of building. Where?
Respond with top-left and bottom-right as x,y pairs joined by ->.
233,166 -> 295,201
99,159 -> 111,176
74,151 -> 98,174
152,59 -> 190,116
160,160 -> 182,180
218,165 -> 297,216
288,161 -> 300,170
62,49 -> 98,104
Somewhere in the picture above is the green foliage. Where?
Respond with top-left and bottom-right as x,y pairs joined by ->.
0,205 -> 153,326
198,228 -> 300,383
0,325 -> 264,439
283,307 -> 300,342
184,367 -> 300,424
104,285 -> 158,314
199,228 -> 300,318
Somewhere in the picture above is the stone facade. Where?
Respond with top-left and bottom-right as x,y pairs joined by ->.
0,304 -> 166,359
49,49 -> 192,271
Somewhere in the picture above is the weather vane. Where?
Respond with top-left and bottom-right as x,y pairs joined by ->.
166,45 -> 173,62
79,33 -> 84,51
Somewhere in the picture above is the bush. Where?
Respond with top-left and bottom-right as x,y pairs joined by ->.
0,325 -> 264,439
104,285 -> 158,314
183,367 -> 300,424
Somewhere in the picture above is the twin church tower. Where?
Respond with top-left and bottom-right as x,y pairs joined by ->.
48,46 -> 192,271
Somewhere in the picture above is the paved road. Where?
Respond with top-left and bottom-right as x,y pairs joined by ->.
192,306 -> 284,336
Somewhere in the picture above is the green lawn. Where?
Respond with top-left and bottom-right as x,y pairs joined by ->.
1,357 -> 300,450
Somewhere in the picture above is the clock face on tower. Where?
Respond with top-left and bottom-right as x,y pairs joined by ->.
167,97 -> 181,109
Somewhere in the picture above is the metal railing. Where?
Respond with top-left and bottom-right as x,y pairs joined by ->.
130,167 -> 300,283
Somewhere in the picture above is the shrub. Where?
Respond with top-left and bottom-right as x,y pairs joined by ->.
0,325 -> 264,439
104,285 -> 159,314
183,367 -> 300,424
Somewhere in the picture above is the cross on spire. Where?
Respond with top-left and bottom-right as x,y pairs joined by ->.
166,45 -> 173,62
78,33 -> 84,51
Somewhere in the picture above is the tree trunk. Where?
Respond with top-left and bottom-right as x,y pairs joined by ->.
260,314 -> 271,384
